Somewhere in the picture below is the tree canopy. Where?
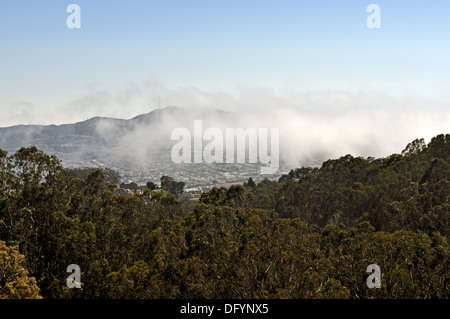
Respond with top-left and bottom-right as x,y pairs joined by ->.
0,135 -> 448,299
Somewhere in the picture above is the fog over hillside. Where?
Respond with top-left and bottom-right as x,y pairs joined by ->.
1,84 -> 449,172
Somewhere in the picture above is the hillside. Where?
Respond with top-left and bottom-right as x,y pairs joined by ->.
0,134 -> 448,299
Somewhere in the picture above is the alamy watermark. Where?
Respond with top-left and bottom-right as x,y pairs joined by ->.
66,4 -> 81,29
66,264 -> 82,288
366,4 -> 381,29
65,4 -> 379,30
171,120 -> 279,174
366,264 -> 381,288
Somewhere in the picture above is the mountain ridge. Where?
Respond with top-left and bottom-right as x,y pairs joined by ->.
0,105 -> 185,129
0,106 -> 187,151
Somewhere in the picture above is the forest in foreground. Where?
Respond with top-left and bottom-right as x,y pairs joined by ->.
0,134 -> 448,299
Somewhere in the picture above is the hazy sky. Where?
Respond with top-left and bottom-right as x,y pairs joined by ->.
0,1 -> 449,157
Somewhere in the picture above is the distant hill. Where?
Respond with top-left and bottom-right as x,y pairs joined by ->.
0,106 -> 185,155
0,106 -> 258,185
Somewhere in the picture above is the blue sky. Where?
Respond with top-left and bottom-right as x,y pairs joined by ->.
0,0 -> 450,126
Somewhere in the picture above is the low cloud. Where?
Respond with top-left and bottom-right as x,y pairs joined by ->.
3,80 -> 450,168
